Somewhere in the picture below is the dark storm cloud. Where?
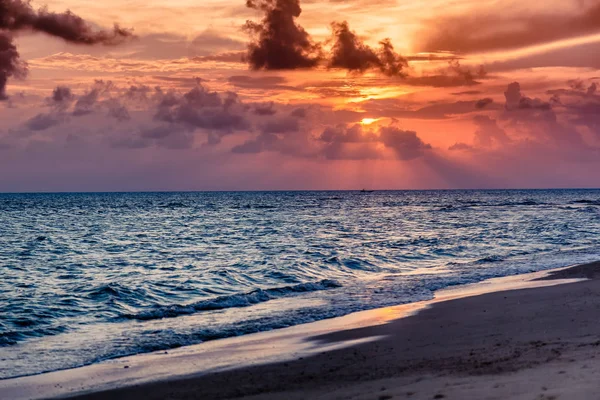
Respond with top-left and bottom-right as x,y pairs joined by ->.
328,21 -> 407,76
0,0 -> 133,99
243,0 -> 322,69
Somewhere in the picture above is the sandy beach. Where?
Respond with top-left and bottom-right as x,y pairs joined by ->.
3,261 -> 600,400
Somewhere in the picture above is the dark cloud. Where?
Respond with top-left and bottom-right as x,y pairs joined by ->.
316,123 -> 431,160
451,90 -> 482,96
417,3 -> 600,53
359,98 -> 499,120
328,21 -> 380,73
495,82 -> 588,149
191,30 -> 246,52
106,100 -> 131,121
448,142 -> 473,151
227,75 -> 300,91
328,21 -> 407,76
472,115 -> 511,147
46,86 -> 74,111
0,33 -> 27,100
320,123 -> 367,143
152,76 -> 202,86
51,86 -> 73,103
243,0 -> 322,70
405,60 -> 487,87
154,84 -> 250,140
260,116 -> 299,133
475,98 -> 493,109
25,113 -> 62,131
122,85 -> 154,102
504,82 -> 551,111
73,89 -> 99,116
0,0 -> 133,98
232,132 -> 279,153
191,51 -> 246,63
379,126 -> 432,160
253,102 -> 277,115
0,0 -> 134,45
290,107 -> 307,118
139,125 -> 194,150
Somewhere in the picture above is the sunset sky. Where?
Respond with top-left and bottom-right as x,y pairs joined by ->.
2,0 -> 600,191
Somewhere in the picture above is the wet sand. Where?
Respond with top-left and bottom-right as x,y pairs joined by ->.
3,262 -> 600,399
56,261 -> 600,400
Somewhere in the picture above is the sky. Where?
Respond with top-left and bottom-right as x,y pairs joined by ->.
1,0 -> 600,191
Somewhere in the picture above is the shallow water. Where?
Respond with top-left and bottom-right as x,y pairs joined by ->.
2,189 -> 600,378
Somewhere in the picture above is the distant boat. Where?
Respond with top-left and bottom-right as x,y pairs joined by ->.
360,189 -> 375,193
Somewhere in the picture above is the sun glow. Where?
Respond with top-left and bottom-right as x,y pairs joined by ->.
361,118 -> 379,125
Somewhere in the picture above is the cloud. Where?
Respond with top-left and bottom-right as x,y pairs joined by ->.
504,82 -> 551,111
154,84 -> 251,142
260,116 -> 299,133
451,90 -> 482,96
358,97 -> 499,120
379,126 -> 432,160
0,33 -> 27,100
253,102 -> 277,115
404,60 -> 487,87
290,107 -> 307,118
328,21 -> 407,76
475,98 -> 493,109
472,115 -> 511,147
25,112 -> 62,131
0,0 -> 133,99
417,3 -> 600,53
0,0 -> 133,45
243,0 -> 322,70
318,124 -> 432,160
227,75 -> 300,91
232,132 -> 279,153
73,88 -> 100,116
49,86 -> 74,106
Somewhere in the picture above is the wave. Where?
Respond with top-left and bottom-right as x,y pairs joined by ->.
474,255 -> 505,264
122,279 -> 342,321
437,200 -> 545,211
572,199 -> 600,206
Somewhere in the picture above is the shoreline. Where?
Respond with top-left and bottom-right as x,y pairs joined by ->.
1,261 -> 598,399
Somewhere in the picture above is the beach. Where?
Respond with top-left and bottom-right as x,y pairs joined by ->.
2,261 -> 600,399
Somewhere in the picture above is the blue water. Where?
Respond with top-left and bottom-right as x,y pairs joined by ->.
2,190 -> 600,378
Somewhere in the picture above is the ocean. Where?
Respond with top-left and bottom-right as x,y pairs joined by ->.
2,189 -> 600,379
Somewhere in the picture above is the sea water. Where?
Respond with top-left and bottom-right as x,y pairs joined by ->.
2,189 -> 600,378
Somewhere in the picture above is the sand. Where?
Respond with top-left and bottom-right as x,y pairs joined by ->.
5,262 -> 600,400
